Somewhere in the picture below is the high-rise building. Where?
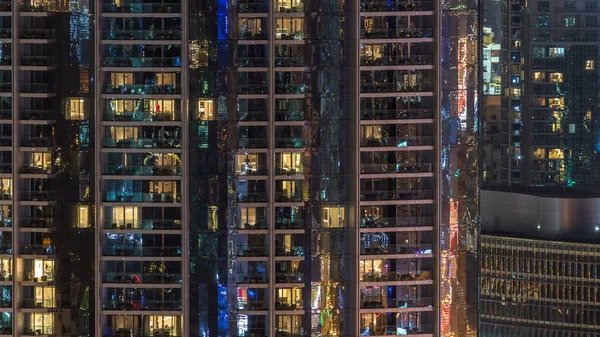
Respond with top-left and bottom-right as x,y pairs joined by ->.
482,0 -> 600,188
479,187 -> 600,337
0,0 -> 479,336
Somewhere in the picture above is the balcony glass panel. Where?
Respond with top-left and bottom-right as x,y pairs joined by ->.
104,152 -> 181,176
237,261 -> 268,283
275,152 -> 303,175
104,44 -> 181,66
104,126 -> 181,149
275,315 -> 303,337
238,0 -> 267,12
275,71 -> 306,94
239,207 -> 267,229
238,126 -> 268,149
275,126 -> 304,148
360,42 -> 434,66
105,98 -> 181,121
237,72 -> 267,94
275,0 -> 303,12
360,231 -> 433,255
238,18 -> 267,40
360,124 -> 433,147
102,233 -> 181,257
22,152 -> 52,174
361,0 -> 434,12
275,206 -> 303,229
21,313 -> 54,336
237,44 -> 268,67
360,312 -> 434,336
360,150 -> 433,174
101,287 -> 182,311
360,284 -> 433,309
237,234 -> 268,257
21,286 -> 55,308
275,234 -> 304,257
237,287 -> 268,310
360,70 -> 433,93
104,72 -> 180,95
361,96 -> 434,120
360,177 -> 433,201
275,180 -> 303,202
238,98 -> 267,122
275,260 -> 303,283
275,98 -> 304,121
360,15 -> 433,39
275,287 -> 303,310
103,0 -> 181,13
103,260 -> 181,284
237,315 -> 267,337
275,18 -> 304,40
361,204 -> 434,228
104,180 -> 181,203
236,153 -> 268,176
275,45 -> 304,67
103,315 -> 182,337
237,180 -> 268,203
359,258 -> 433,282
104,17 -> 181,40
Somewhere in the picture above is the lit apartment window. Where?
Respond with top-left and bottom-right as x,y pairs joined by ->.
549,73 -> 563,82
34,286 -> 55,308
110,72 -> 133,86
155,73 -> 177,86
322,207 -> 344,228
77,206 -> 90,228
361,125 -> 382,139
276,152 -> 302,174
533,148 -> 545,159
549,97 -> 564,109
276,18 -> 304,40
198,99 -> 215,120
236,153 -> 259,175
28,313 -> 54,334
549,149 -> 564,159
67,98 -> 85,120
549,47 -> 565,57
28,152 -> 51,170
586,110 -> 592,121
586,60 -> 595,70
533,72 -> 545,81
112,206 -> 138,228
569,124 -> 576,133
208,206 -> 218,230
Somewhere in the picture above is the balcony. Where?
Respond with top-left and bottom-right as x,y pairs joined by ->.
21,298 -> 54,309
104,272 -> 182,284
238,137 -> 268,149
104,138 -> 181,149
0,83 -> 10,93
104,192 -> 182,203
275,138 -> 305,148
103,85 -> 180,95
360,216 -> 433,228
237,57 -> 268,68
20,29 -> 55,40
238,0 -> 267,12
360,28 -> 433,39
21,326 -> 53,336
20,191 -> 54,202
275,85 -> 305,95
20,245 -> 54,255
275,272 -> 303,283
104,165 -> 181,176
238,245 -> 268,258
0,110 -> 9,120
21,56 -> 55,67
21,110 -> 55,121
103,1 -> 181,13
20,83 -> 55,94
0,30 -> 9,39
238,273 -> 268,284
360,136 -> 433,147
103,246 -> 182,257
361,109 -> 433,120
361,242 -> 432,256
104,220 -> 181,230
237,84 -> 267,95
102,328 -> 182,337
360,163 -> 432,174
361,1 -> 434,12
359,323 -> 433,336
20,218 -> 54,229
361,270 -> 432,283
104,30 -> 182,41
21,137 -> 53,147
104,110 -> 181,122
0,1 -> 10,11
360,296 -> 433,310
360,83 -> 431,94
103,57 -> 181,68
102,300 -> 182,311
21,166 -> 54,175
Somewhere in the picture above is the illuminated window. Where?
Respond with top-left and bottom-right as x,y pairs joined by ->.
511,88 -> 521,97
236,153 -> 259,175
28,152 -> 51,170
276,18 -> 304,39
322,207 -> 344,228
208,206 -> 218,230
549,149 -> 564,159
569,124 -> 576,133
586,60 -> 595,70
150,99 -> 175,113
109,126 -> 139,141
155,73 -> 177,86
532,97 -> 546,107
549,47 -> 565,57
111,206 -> 139,228
533,148 -> 545,159
110,72 -> 133,86
552,111 -> 562,132
28,313 -> 54,334
67,98 -> 85,120
0,178 -> 10,196
107,99 -> 137,114
276,152 -> 302,174
533,72 -> 545,81
548,97 -> 564,109
34,286 -> 55,308
189,40 -> 208,68
77,206 -> 90,228
586,110 -> 592,121
361,125 -> 382,139
549,73 -> 563,82
198,99 -> 215,120
564,16 -> 576,27
239,207 -> 259,228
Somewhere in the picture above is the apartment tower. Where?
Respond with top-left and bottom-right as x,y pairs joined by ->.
0,0 -> 479,336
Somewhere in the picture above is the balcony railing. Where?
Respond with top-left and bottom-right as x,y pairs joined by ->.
237,57 -> 268,67
104,165 -> 181,176
20,191 -> 54,201
104,220 -> 182,230
104,30 -> 182,41
104,111 -> 181,122
21,56 -> 55,67
20,83 -> 55,93
21,166 -> 54,175
104,192 -> 182,203
103,57 -> 181,68
20,245 -> 55,255
361,190 -> 433,201
360,216 -> 433,228
20,218 -> 54,228
360,163 -> 433,174
238,0 -> 267,13
104,138 -> 181,149
361,243 -> 433,255
21,110 -> 55,120
360,136 -> 433,147
103,246 -> 182,257
0,1 -> 10,11
102,300 -> 182,311
361,109 -> 434,120
361,55 -> 434,66
104,85 -> 180,95
360,296 -> 433,309
361,0 -> 434,12
275,272 -> 303,283
359,323 -> 434,336
21,137 -> 53,147
0,83 -> 10,93
0,30 -> 10,39
20,29 -> 56,39
361,270 -> 432,282
360,28 -> 433,39
103,2 -> 181,13
104,272 -> 182,284
361,83 -> 431,93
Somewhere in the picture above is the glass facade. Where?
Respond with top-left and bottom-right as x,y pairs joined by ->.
0,0 -> 479,336
480,235 -> 600,337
